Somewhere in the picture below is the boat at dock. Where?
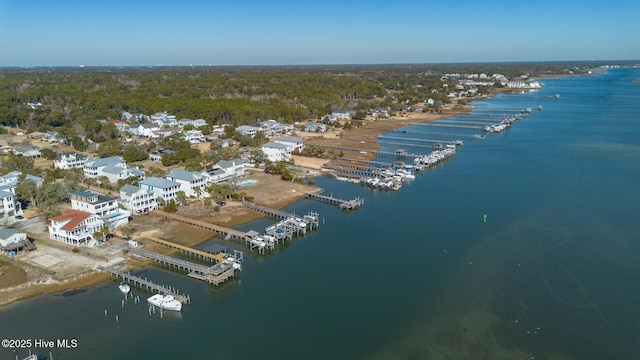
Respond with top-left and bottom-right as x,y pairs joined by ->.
147,294 -> 182,311
119,283 -> 131,294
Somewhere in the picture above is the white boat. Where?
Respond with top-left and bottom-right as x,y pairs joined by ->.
119,283 -> 131,294
147,294 -> 182,311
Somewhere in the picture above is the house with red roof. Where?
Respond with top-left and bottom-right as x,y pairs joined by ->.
48,209 -> 104,245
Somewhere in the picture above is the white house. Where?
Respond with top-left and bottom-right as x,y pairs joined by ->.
139,177 -> 181,203
261,142 -> 291,162
150,112 -> 178,127
13,146 -> 42,158
0,228 -> 30,256
139,123 -> 161,137
305,123 -> 327,133
119,184 -> 158,214
165,169 -> 209,198
0,190 -> 21,219
274,135 -> 304,152
332,110 -> 351,120
83,156 -> 126,178
236,125 -> 260,137
70,190 -> 130,229
101,166 -> 146,184
205,159 -> 245,184
183,129 -> 206,144
48,209 -> 104,245
54,152 -> 88,170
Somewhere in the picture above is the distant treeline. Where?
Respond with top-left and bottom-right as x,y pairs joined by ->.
0,61 -> 626,135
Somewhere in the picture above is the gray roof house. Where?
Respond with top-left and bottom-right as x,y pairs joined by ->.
83,156 -> 126,178
13,146 -> 42,158
139,177 -> 181,203
165,169 -> 208,198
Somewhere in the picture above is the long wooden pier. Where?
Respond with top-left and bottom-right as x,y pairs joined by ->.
135,231 -> 226,262
99,266 -> 190,304
390,129 -> 482,139
413,122 -> 482,130
378,135 -> 455,145
304,192 -> 364,210
310,144 -> 421,159
129,248 -> 237,286
152,210 -> 248,242
243,203 -> 297,220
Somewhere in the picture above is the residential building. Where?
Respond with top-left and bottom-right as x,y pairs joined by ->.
48,209 -> 104,245
183,129 -> 206,144
236,125 -> 259,137
101,166 -> 146,184
305,123 -> 327,133
139,177 -> 181,203
54,152 -> 88,170
150,111 -> 178,127
149,149 -> 175,162
13,146 -> 41,158
332,110 -> 351,120
261,142 -> 291,162
119,184 -> 158,214
165,169 -> 208,198
0,228 -> 31,256
177,118 -> 207,128
205,159 -> 245,184
83,156 -> 126,178
70,190 -> 130,229
0,190 -> 19,218
274,135 -> 304,152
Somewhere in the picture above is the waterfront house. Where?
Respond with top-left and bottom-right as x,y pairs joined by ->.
70,190 -> 130,229
261,142 -> 291,162
372,107 -> 390,118
274,135 -> 304,152
48,209 -> 104,245
119,184 -> 158,214
12,145 -> 41,158
0,228 -> 31,256
139,177 -> 181,203
165,169 -> 209,198
205,159 -> 245,184
83,156 -> 126,178
54,152 -> 88,170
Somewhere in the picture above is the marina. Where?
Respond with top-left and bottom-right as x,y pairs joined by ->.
303,192 -> 364,210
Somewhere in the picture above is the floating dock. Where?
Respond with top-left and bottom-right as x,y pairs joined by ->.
99,266 -> 190,304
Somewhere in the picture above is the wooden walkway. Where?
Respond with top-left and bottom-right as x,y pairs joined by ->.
99,266 -> 190,304
243,203 -> 296,220
135,231 -> 226,263
129,248 -> 236,286
152,210 -> 248,242
304,192 -> 364,210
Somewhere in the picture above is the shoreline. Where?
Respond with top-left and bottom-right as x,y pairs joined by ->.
0,76 -> 568,309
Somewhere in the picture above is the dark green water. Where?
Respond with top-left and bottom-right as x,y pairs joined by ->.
1,68 -> 639,360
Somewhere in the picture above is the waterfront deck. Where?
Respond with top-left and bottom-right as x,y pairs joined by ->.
99,266 -> 190,304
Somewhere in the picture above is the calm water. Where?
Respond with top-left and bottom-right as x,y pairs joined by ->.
2,68 -> 639,360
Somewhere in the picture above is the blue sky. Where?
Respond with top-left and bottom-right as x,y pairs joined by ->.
1,0 -> 638,66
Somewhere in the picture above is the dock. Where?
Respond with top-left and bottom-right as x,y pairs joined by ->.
304,192 -> 364,210
98,266 -> 190,304
135,230 -> 227,263
243,203 -> 298,220
152,210 -> 248,242
129,248 -> 237,286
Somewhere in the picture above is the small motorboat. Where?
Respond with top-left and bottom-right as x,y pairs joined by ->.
119,283 -> 131,294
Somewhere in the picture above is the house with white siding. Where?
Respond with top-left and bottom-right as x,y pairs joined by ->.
138,177 -> 181,203
70,190 -> 130,229
119,184 -> 158,214
332,110 -> 351,120
54,152 -> 88,170
13,146 -> 42,158
83,156 -> 126,178
261,142 -> 291,162
0,228 -> 31,256
101,166 -> 145,184
48,209 -> 104,245
165,169 -> 209,198
274,135 -> 304,152
205,159 -> 245,184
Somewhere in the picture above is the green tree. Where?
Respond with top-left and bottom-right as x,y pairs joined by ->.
97,139 -> 123,158
122,143 -> 148,162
